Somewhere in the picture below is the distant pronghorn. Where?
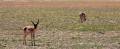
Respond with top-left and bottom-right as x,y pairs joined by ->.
79,12 -> 86,23
23,19 -> 39,46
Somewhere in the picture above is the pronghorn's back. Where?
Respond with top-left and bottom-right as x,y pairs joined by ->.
23,26 -> 35,33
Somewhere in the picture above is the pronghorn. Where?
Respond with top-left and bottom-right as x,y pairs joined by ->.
79,12 -> 86,23
23,19 -> 39,46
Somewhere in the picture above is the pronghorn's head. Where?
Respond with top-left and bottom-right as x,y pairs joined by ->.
31,19 -> 39,29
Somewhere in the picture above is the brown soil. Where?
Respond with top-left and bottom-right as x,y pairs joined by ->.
0,1 -> 120,8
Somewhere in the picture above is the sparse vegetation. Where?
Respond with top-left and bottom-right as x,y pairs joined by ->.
0,2 -> 120,49
0,8 -> 120,32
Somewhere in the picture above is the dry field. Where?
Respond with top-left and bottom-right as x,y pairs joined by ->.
0,1 -> 120,49
0,2 -> 120,8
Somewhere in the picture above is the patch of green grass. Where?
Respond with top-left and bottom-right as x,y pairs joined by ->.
0,8 -> 120,32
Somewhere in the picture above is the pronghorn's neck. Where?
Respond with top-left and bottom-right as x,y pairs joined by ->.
33,24 -> 38,29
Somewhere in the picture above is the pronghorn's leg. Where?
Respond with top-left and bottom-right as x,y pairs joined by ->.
84,18 -> 86,21
83,17 -> 86,22
33,33 -> 35,46
23,33 -> 27,45
80,17 -> 83,23
31,32 -> 35,46
31,32 -> 33,46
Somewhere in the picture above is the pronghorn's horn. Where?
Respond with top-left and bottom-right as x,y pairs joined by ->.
36,19 -> 39,25
31,21 -> 35,25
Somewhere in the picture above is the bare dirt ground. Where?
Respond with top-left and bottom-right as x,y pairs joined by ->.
0,1 -> 120,8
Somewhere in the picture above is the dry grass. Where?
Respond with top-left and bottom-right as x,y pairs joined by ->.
0,1 -> 120,49
0,30 -> 120,49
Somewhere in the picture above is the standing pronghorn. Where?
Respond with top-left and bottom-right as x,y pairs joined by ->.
79,12 -> 87,23
23,19 -> 39,46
